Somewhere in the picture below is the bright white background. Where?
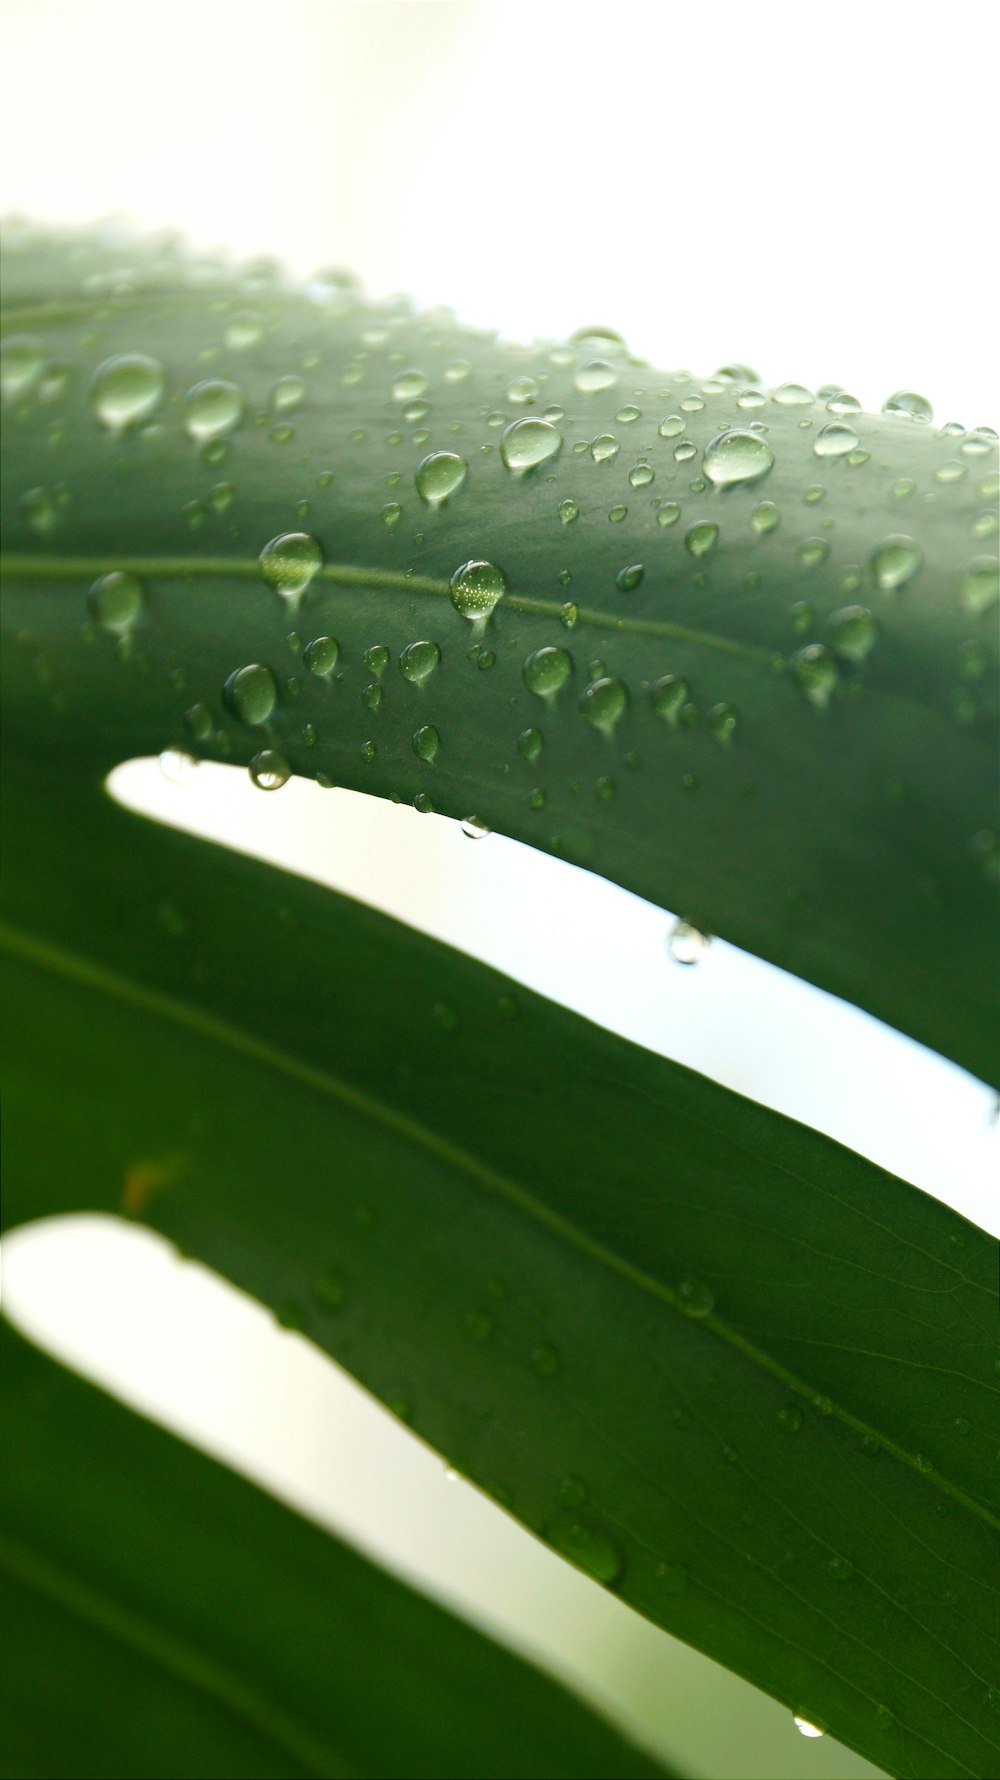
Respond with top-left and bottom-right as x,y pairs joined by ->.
1,5 -> 996,1778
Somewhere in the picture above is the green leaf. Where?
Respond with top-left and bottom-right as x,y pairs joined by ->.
3,227 -> 999,1779
1,226 -> 996,1083
0,1319 -> 669,1780
2,752 -> 997,1779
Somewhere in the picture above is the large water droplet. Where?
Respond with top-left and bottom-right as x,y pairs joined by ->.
415,450 -> 467,504
883,390 -> 933,421
412,724 -> 440,762
1,333 -> 45,400
501,417 -> 562,472
772,383 -> 813,407
829,605 -> 878,662
580,676 -> 627,736
703,430 -> 774,488
87,571 -> 143,634
185,379 -> 243,441
249,748 -> 290,791
792,644 -> 838,709
224,663 -> 277,725
523,645 -> 573,700
91,354 -> 166,430
574,359 -> 618,393
259,532 -> 324,606
400,639 -> 441,685
450,559 -> 506,623
668,921 -> 709,966
547,1512 -> 623,1585
813,421 -> 860,457
870,534 -> 923,593
590,434 -> 619,463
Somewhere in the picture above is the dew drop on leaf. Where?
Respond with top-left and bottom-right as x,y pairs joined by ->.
501,416 -> 562,472
590,433 -> 620,463
650,676 -> 690,725
685,521 -> 718,558
813,421 -> 860,457
677,1275 -> 714,1314
415,450 -> 467,504
224,663 -> 277,726
829,605 -> 878,662
449,559 -> 506,623
87,571 -> 144,634
399,639 -> 441,685
883,390 -> 933,421
703,430 -> 774,488
249,748 -> 290,791
574,359 -> 618,393
412,724 -> 440,762
523,646 -> 573,700
792,644 -> 838,709
517,726 -> 543,763
547,1513 -> 623,1585
90,353 -> 166,430
579,676 -> 627,735
1,333 -> 45,400
870,534 -> 923,593
259,532 -> 324,605
184,378 -> 243,441
304,635 -> 340,679
959,555 -> 999,616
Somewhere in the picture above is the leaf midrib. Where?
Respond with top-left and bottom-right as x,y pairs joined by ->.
3,913 -> 995,1540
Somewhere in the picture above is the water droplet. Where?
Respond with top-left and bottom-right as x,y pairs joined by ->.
184,702 -> 212,742
934,459 -> 966,484
870,534 -> 923,593
777,1405 -> 803,1432
1,333 -> 45,399
772,383 -> 813,407
703,430 -> 774,488
616,404 -> 641,424
450,559 -> 506,624
558,498 -> 579,524
751,500 -> 779,534
685,521 -> 718,558
518,727 -> 543,763
530,1342 -> 559,1378
209,481 -> 234,515
658,415 -> 684,439
560,601 -> 578,628
790,600 -> 814,632
883,390 -> 932,421
547,1512 -> 623,1585
629,462 -> 655,488
501,416 -> 562,472
608,504 -> 628,522
651,675 -> 690,724
677,1275 -> 714,1313
813,421 -> 860,457
575,359 -> 618,393
707,702 -> 738,744
826,392 -> 861,415
959,555 -> 998,615
799,537 -> 829,568
19,486 -> 59,536
615,563 -> 645,591
398,639 -> 441,686
87,570 -> 143,634
523,645 -> 573,700
914,1451 -> 934,1473
829,605 -> 878,662
412,724 -> 440,762
225,310 -> 263,349
461,815 -> 490,839
657,501 -> 681,527
579,676 -> 627,736
249,748 -> 290,790
792,645 -> 837,709
259,532 -> 323,606
673,440 -> 697,463
794,1716 -> 825,1739
224,663 -> 277,725
415,450 -> 467,504
392,369 -> 428,401
361,682 -> 382,710
590,433 -> 620,463
184,379 -> 243,441
270,374 -> 305,413
952,1415 -> 971,1435
506,374 -> 538,404
444,359 -> 470,383
304,635 -> 339,679
90,353 -> 166,430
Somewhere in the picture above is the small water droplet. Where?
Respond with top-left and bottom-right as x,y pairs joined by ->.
184,379 -> 243,441
777,1405 -> 803,1432
224,662 -> 277,725
813,421 -> 860,457
461,815 -> 489,839
259,532 -> 324,606
658,415 -> 684,438
523,645 -> 573,700
501,416 -> 562,472
656,501 -> 681,528
249,748 -> 290,790
629,462 -> 655,488
792,645 -> 837,709
575,359 -> 618,393
184,702 -> 212,742
870,534 -> 923,593
90,353 -> 166,430
225,309 -> 263,350
304,635 -> 340,678
87,570 -> 144,634
799,537 -> 829,568
415,450 -> 467,504
616,404 -> 641,424
560,601 -> 579,628
703,430 -> 774,488
959,555 -> 998,615
270,374 -> 305,413
772,383 -> 813,407
558,498 -> 579,524
751,500 -> 779,534
450,559 -> 506,624
506,374 -> 539,404
547,1512 -> 623,1585
615,563 -> 645,591
412,723 -> 440,762
518,726 -> 543,763
883,390 -> 933,421
579,676 -> 627,735
794,1716 -> 825,1739
590,433 -> 620,463
828,605 -> 878,662
361,683 -> 382,710
158,747 -> 198,784
399,639 -> 441,685
392,368 -> 428,401
685,521 -> 718,558
673,440 -> 697,463
677,1275 -> 714,1314
1,333 -> 45,400
650,675 -> 690,724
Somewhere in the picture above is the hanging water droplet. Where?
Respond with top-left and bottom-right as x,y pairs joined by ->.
650,675 -> 689,724
1,333 -> 45,400
415,450 -> 467,504
668,921 -> 709,966
579,676 -> 627,735
870,534 -> 923,593
547,1512 -> 623,1585
793,1716 -> 825,1739
574,359 -> 618,393
501,416 -> 562,472
518,727 -> 543,763
685,521 -> 718,558
87,571 -> 144,634
883,390 -> 933,421
829,605 -> 878,662
412,724 -> 440,762
813,421 -> 860,457
523,646 -> 573,700
90,354 -> 166,430
703,430 -> 775,488
304,635 -> 339,678
249,748 -> 290,790
450,559 -> 506,623
184,379 -> 243,441
461,815 -> 490,839
590,434 -> 620,463
792,645 -> 838,709
678,1275 -> 714,1314
224,663 -> 277,725
959,555 -> 998,615
259,532 -> 324,606
615,563 -> 645,591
